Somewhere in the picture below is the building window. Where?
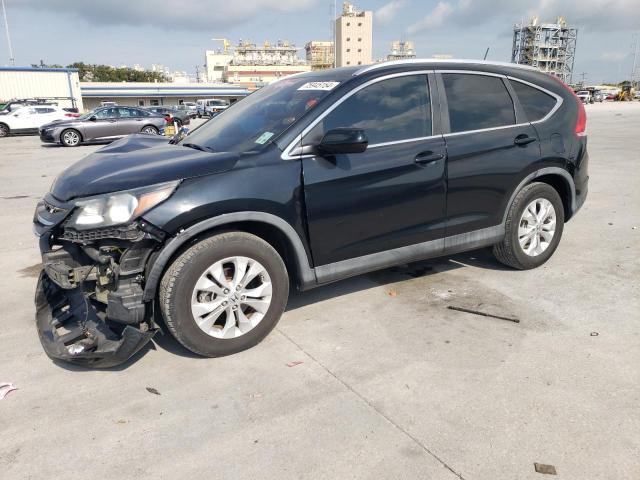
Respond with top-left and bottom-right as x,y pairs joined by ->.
347,48 -> 351,52
137,99 -> 145,107
358,61 -> 362,65
358,38 -> 362,42
150,99 -> 160,106
347,22 -> 350,26
347,37 -> 350,41
346,61 -> 351,65
358,49 -> 362,52
358,22 -> 362,26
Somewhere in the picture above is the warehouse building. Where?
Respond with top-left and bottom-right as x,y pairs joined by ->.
79,82 -> 249,110
0,66 -> 83,110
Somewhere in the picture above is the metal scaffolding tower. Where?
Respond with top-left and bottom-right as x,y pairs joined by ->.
511,17 -> 577,83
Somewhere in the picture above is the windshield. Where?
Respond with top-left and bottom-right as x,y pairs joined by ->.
208,100 -> 228,106
184,77 -> 339,153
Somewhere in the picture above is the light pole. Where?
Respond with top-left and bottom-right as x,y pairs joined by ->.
1,0 -> 15,66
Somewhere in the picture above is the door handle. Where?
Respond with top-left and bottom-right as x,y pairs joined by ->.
415,151 -> 445,165
514,134 -> 537,146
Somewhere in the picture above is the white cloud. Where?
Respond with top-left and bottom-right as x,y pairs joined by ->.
599,52 -> 629,62
375,0 -> 406,26
14,0 -> 317,30
407,0 -> 640,34
408,1 -> 454,33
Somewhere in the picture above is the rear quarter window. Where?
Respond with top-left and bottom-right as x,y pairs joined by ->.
511,80 -> 558,122
442,73 -> 515,133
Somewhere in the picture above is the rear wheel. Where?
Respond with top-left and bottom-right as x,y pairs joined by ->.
159,232 -> 289,357
493,182 -> 564,269
60,129 -> 81,147
141,125 -> 158,135
0,123 -> 9,137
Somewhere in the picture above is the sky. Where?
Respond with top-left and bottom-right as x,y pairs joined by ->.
0,0 -> 638,84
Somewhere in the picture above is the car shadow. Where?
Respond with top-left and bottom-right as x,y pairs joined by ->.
52,249 -> 510,370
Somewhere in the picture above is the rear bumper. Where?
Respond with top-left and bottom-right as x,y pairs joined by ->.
35,272 -> 156,368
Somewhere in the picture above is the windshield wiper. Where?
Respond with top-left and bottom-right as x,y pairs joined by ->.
182,142 -> 214,152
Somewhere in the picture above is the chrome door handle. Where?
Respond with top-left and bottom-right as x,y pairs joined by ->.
415,152 -> 445,165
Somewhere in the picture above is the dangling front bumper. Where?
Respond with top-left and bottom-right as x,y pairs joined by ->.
35,272 -> 156,368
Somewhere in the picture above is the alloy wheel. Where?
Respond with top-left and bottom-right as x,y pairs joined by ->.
190,256 -> 273,339
62,130 -> 80,146
518,198 -> 556,256
142,126 -> 157,135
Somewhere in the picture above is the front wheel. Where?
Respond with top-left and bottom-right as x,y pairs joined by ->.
493,182 -> 564,270
60,129 -> 82,147
0,123 -> 9,137
141,125 -> 158,135
159,232 -> 289,357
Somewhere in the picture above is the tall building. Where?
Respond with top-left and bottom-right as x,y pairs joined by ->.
511,16 -> 577,83
335,2 -> 373,68
305,41 -> 334,70
385,41 -> 416,61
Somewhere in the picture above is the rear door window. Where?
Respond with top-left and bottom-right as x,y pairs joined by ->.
442,73 -> 515,133
510,80 -> 557,122
312,74 -> 431,145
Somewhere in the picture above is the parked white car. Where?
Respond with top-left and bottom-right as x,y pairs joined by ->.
0,106 -> 76,137
575,90 -> 592,104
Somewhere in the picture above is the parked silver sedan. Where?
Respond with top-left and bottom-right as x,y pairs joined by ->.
39,106 -> 167,147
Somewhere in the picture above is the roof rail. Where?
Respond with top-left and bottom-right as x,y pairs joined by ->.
353,58 -> 539,76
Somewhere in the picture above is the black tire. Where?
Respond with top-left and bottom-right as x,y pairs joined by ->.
159,232 -> 289,357
141,125 -> 158,135
0,123 -> 9,137
60,128 -> 82,147
493,182 -> 564,270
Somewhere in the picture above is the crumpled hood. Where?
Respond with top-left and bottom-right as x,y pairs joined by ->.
51,134 -> 240,201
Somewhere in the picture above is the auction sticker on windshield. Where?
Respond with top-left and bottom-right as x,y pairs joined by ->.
298,82 -> 340,91
255,132 -> 275,145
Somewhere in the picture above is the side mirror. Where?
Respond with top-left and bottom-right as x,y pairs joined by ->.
317,128 -> 368,155
89,116 -> 97,121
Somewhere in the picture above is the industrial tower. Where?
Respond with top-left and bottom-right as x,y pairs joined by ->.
511,17 -> 578,84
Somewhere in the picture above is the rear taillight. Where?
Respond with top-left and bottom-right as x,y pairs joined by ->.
65,113 -> 80,117
551,75 -> 587,136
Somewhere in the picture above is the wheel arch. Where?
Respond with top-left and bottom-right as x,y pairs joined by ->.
0,122 -> 9,135
503,167 -> 576,224
60,127 -> 83,144
143,212 -> 315,301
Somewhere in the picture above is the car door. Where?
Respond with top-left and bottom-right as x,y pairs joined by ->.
85,107 -> 120,140
300,73 -> 447,266
437,71 -> 541,238
117,107 -> 145,135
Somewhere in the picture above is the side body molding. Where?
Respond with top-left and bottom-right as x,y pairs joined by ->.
143,211 -> 315,300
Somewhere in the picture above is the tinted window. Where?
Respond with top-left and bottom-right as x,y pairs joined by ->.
118,108 -> 140,118
443,74 -> 515,133
511,80 -> 557,122
94,108 -> 119,119
317,75 -> 431,145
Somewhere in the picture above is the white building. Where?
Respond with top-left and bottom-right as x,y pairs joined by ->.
0,66 -> 83,110
335,2 -> 373,67
205,39 -> 311,86
80,82 -> 248,110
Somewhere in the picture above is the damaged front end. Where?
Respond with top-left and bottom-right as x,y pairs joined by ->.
33,184 -> 176,367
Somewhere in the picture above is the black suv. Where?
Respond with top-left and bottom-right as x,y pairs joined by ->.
33,60 -> 588,367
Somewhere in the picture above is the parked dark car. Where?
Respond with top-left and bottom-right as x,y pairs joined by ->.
145,106 -> 191,127
33,60 -> 588,367
39,106 -> 167,146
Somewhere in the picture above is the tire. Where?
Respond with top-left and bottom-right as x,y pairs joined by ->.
197,113 -> 202,119
141,125 -> 158,135
0,123 -> 9,137
493,182 -> 564,270
159,232 -> 289,357
60,128 -> 82,147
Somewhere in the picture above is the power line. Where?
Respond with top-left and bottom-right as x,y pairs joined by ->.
1,0 -> 15,65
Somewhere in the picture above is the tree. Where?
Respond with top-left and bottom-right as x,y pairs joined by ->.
65,62 -> 170,82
